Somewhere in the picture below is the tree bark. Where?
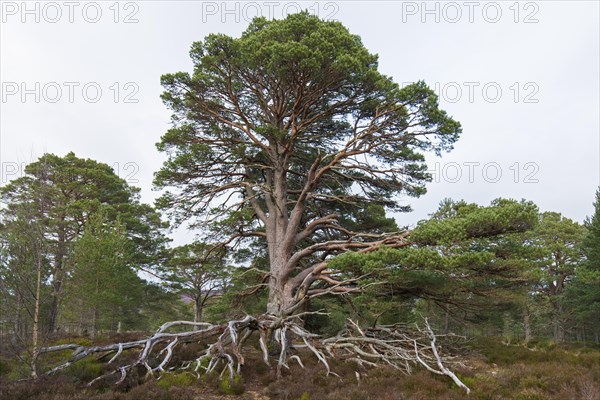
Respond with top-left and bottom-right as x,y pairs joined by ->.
266,273 -> 295,317
92,272 -> 99,339
551,300 -> 566,343
31,241 -> 43,379
194,298 -> 203,323
15,291 -> 24,338
523,305 -> 532,344
265,224 -> 296,317
47,226 -> 66,334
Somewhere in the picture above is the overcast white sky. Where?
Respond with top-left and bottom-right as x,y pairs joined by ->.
1,1 -> 599,242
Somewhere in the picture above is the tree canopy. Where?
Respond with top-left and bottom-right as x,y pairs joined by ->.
155,12 -> 461,316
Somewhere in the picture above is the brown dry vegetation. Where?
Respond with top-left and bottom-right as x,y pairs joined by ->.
1,336 -> 598,400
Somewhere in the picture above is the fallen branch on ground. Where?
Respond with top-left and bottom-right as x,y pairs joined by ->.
38,314 -> 470,394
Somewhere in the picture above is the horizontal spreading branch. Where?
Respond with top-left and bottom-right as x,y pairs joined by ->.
288,231 -> 411,278
38,315 -> 470,394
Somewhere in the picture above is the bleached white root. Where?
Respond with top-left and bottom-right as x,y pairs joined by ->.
38,314 -> 470,394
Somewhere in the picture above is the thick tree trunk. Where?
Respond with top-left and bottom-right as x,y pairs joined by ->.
266,274 -> 295,317
265,255 -> 298,357
265,233 -> 297,317
263,162 -> 301,317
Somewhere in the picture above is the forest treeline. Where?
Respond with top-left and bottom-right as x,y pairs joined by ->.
1,152 -> 598,379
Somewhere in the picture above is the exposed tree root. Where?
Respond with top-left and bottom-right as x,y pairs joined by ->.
38,315 -> 470,394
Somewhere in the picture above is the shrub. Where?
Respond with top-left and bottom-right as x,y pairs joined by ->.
0,359 -> 7,376
0,376 -> 77,400
155,372 -> 196,389
219,373 -> 245,395
4,361 -> 30,381
63,357 -> 103,383
515,387 -> 547,400
122,382 -> 195,400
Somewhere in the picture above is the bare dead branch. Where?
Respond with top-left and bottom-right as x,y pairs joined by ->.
38,315 -> 470,394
